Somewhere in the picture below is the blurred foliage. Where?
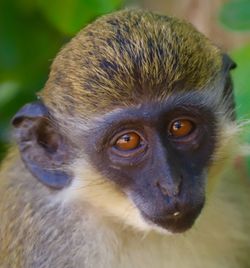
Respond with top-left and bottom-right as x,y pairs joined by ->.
0,0 -> 123,160
219,1 -> 250,176
37,0 -> 123,35
231,44 -> 250,138
219,0 -> 250,31
231,44 -> 250,176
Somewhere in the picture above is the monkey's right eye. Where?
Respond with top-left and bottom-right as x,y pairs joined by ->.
115,132 -> 141,151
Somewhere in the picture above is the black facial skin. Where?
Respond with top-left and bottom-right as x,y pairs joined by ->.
85,93 -> 218,233
11,51 -> 235,233
12,92 -> 219,233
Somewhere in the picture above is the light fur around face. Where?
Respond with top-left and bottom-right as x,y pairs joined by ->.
1,150 -> 249,268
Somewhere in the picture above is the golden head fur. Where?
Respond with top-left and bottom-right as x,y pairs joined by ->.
40,10 -> 222,118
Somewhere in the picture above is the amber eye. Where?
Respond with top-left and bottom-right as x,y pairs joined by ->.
115,132 -> 141,151
169,119 -> 194,138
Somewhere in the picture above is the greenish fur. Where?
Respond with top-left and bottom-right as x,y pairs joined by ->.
40,10 -> 222,117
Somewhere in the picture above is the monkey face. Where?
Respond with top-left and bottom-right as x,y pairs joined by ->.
13,10 -> 238,235
82,94 -> 218,233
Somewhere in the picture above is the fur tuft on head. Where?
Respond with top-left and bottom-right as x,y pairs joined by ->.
39,10 -> 222,120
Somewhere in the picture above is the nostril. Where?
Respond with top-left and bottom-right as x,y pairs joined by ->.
155,180 -> 169,196
155,180 -> 180,197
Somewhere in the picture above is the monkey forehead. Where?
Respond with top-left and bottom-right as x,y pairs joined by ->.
40,10 -> 222,116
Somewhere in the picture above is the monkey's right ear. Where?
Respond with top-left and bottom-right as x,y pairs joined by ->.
12,101 -> 72,189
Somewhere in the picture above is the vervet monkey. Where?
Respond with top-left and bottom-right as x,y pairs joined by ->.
0,9 -> 249,268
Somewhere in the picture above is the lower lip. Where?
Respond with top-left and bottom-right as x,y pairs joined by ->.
142,209 -> 202,234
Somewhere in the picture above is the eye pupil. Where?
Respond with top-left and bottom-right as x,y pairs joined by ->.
123,135 -> 130,142
115,132 -> 141,151
173,121 -> 182,130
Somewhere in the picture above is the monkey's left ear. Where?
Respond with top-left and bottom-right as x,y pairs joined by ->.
12,101 -> 72,189
222,53 -> 237,72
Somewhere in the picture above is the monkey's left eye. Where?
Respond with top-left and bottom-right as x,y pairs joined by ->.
115,132 -> 141,151
168,119 -> 195,138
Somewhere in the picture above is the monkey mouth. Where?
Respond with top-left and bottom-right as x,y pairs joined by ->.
141,204 -> 203,233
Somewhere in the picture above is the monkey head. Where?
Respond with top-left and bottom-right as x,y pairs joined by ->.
12,10 -> 238,234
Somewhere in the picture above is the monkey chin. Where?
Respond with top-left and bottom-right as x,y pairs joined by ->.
143,212 -> 201,235
140,203 -> 204,235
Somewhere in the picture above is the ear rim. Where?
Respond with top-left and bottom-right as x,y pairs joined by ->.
25,160 -> 72,189
12,101 -> 72,190
12,101 -> 49,127
222,53 -> 237,72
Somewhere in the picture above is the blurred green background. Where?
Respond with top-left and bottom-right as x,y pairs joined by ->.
0,0 -> 124,160
0,0 -> 250,175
